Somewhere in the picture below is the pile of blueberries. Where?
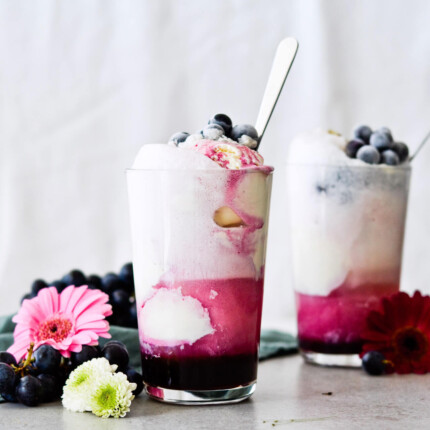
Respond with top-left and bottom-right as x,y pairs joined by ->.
22,263 -> 137,329
170,113 -> 259,147
346,125 -> 409,166
0,341 -> 143,406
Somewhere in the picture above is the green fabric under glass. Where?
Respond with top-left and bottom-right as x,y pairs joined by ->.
0,314 -> 297,370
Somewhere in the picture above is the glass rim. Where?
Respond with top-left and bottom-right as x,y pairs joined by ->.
126,166 -> 274,173
285,162 -> 411,171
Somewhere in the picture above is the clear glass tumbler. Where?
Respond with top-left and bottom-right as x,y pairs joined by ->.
287,164 -> 411,367
127,167 -> 273,404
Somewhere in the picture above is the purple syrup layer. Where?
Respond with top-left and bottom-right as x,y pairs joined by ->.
141,352 -> 258,390
296,281 -> 399,354
138,277 -> 264,390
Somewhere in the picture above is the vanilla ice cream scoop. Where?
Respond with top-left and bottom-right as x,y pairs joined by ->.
191,139 -> 264,170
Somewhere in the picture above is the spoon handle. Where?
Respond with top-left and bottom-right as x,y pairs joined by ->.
410,129 -> 430,162
255,37 -> 299,149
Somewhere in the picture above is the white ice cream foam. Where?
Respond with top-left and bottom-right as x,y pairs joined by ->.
132,143 -> 222,170
139,288 -> 214,346
238,134 -> 258,149
288,128 -> 352,166
287,129 -> 410,296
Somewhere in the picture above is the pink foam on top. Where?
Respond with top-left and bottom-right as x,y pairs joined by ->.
139,277 -> 264,358
191,139 -> 265,170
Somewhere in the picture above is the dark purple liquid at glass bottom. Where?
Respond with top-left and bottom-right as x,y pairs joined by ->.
141,352 -> 258,390
299,338 -> 363,355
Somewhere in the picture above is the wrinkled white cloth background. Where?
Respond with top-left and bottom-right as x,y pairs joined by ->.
1,0 -> 430,329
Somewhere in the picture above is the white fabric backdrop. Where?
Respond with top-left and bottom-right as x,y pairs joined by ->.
1,0 -> 430,329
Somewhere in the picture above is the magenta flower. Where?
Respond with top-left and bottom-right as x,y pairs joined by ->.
8,285 -> 112,361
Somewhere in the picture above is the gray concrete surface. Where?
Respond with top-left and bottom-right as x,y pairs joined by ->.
1,354 -> 429,429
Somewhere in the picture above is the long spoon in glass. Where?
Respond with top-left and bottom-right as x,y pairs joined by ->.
255,37 -> 299,150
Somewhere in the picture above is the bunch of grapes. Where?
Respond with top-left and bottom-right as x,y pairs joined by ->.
21,263 -> 137,328
0,341 -> 143,407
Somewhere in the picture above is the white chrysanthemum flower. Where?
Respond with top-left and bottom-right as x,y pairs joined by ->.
89,372 -> 137,418
62,358 -> 117,412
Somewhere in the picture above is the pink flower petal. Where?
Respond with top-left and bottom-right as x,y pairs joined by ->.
8,285 -> 111,359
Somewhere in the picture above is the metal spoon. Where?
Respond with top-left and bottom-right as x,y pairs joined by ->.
255,37 -> 299,150
410,130 -> 430,162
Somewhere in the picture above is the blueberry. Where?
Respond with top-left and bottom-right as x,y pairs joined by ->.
345,139 -> 365,158
208,114 -> 233,136
377,127 -> 393,142
0,352 -> 17,367
0,363 -> 17,395
202,124 -> 225,140
362,351 -> 386,376
169,132 -> 189,146
230,124 -> 259,142
125,368 -> 144,396
353,125 -> 373,143
34,345 -> 62,374
392,142 -> 409,163
62,269 -> 86,287
369,132 -> 393,151
15,375 -> 42,406
31,279 -> 47,296
381,149 -> 400,166
50,280 -> 67,293
119,263 -> 134,284
71,345 -> 100,368
356,145 -> 381,164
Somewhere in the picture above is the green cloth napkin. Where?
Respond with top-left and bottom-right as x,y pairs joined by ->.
0,314 -> 297,370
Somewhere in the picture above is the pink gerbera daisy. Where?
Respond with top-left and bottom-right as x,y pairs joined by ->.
8,285 -> 112,361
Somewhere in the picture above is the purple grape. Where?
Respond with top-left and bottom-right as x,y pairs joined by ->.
87,274 -> 102,290
101,273 -> 122,295
15,375 -> 42,406
31,279 -> 47,295
37,374 -> 60,403
119,263 -> 134,284
71,345 -> 100,368
0,352 -> 17,367
125,368 -> 144,396
61,270 -> 86,287
101,343 -> 129,371
34,345 -> 62,373
111,289 -> 130,310
0,363 -> 16,396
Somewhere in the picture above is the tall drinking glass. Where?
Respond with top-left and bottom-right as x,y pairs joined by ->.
287,164 -> 411,366
127,168 -> 273,404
